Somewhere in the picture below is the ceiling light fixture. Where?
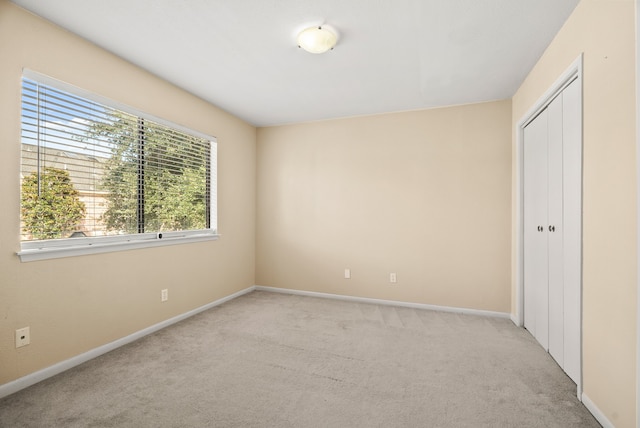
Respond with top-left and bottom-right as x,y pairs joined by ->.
297,25 -> 337,54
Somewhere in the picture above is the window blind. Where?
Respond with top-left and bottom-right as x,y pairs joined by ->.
20,75 -> 215,245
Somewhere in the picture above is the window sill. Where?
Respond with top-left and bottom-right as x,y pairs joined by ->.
17,233 -> 219,262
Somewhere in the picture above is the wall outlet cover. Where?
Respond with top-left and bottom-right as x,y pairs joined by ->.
15,327 -> 30,348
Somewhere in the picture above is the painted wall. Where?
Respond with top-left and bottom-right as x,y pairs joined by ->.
0,1 -> 256,386
511,0 -> 637,426
257,100 -> 512,313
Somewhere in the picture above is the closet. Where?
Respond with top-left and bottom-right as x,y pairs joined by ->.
523,77 -> 581,384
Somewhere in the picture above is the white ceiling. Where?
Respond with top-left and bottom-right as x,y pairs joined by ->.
11,0 -> 580,127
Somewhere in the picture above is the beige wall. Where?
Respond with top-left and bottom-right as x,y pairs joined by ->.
0,1 -> 256,385
257,101 -> 512,313
512,0 -> 637,426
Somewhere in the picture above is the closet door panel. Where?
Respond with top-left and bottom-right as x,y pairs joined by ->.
547,94 -> 564,366
523,110 -> 549,349
561,79 -> 582,383
522,76 -> 582,387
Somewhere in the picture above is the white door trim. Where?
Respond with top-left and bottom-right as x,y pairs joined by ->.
514,54 -> 583,399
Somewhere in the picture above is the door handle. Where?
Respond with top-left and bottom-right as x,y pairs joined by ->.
549,225 -> 555,232
537,226 -> 543,232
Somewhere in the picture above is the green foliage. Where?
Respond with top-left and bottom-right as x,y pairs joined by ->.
144,166 -> 207,232
96,115 -> 139,233
21,167 -> 86,240
92,113 -> 208,234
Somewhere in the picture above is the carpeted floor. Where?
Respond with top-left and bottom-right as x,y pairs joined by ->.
0,290 -> 599,427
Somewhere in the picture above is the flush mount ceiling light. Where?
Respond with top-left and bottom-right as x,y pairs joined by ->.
297,25 -> 337,54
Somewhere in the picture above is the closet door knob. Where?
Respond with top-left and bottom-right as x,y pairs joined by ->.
549,225 -> 555,232
537,226 -> 543,232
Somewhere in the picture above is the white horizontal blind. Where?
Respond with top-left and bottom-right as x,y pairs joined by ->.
20,76 -> 214,244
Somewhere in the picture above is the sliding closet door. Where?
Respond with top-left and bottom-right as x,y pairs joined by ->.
523,109 -> 549,350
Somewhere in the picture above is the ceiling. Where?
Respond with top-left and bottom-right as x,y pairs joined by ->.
11,0 -> 580,127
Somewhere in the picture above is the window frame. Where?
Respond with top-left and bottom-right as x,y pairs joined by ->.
17,70 -> 218,262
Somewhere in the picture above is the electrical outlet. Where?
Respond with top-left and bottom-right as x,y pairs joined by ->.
344,268 -> 351,279
15,327 -> 30,348
161,289 -> 168,302
390,273 -> 397,283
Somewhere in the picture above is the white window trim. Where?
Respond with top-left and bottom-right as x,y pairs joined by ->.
17,232 -> 220,262
18,70 -> 219,262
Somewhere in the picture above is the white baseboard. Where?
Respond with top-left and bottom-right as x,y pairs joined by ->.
254,285 -> 510,319
582,393 -> 615,428
0,286 -> 256,400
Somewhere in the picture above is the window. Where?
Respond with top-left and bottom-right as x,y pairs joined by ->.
18,71 -> 217,262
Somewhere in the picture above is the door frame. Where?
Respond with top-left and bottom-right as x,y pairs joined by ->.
514,54 -> 583,398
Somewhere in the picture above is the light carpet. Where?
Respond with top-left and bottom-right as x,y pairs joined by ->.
0,290 -> 600,427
